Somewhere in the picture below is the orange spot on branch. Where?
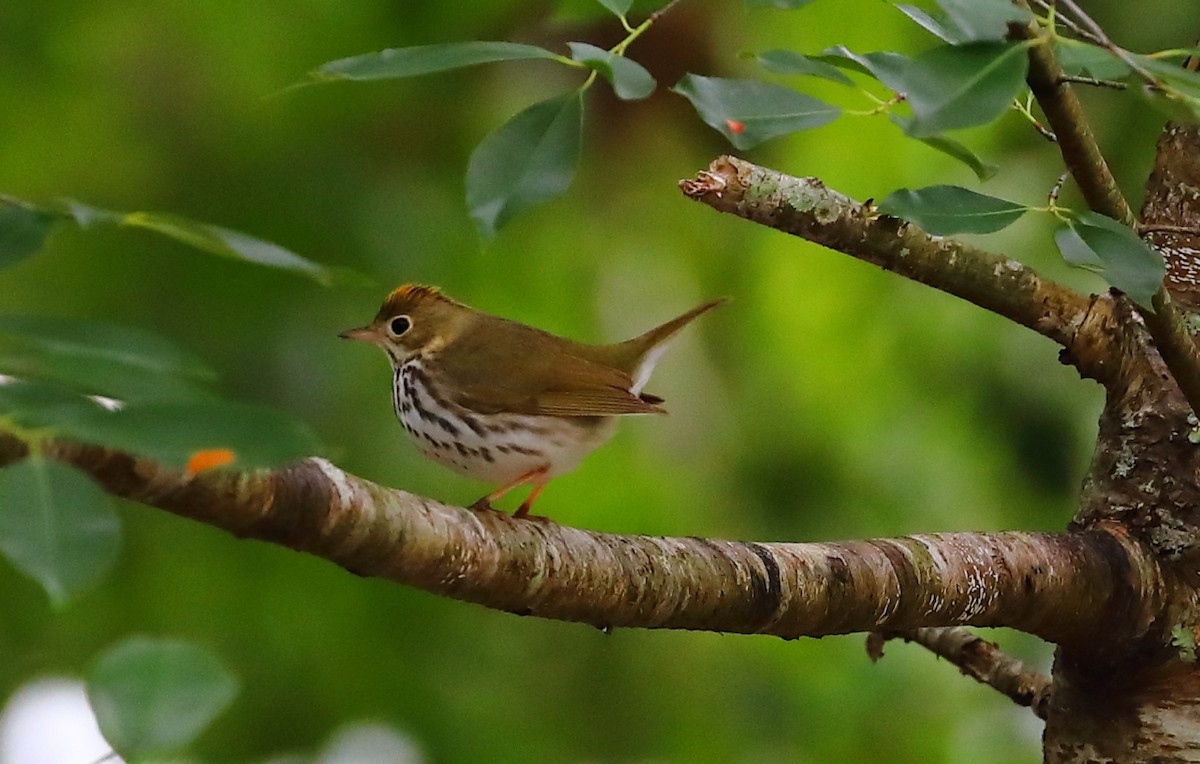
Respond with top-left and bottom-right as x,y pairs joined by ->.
186,448 -> 236,475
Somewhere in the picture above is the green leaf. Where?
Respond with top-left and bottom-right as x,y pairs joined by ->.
63,201 -> 337,285
1054,212 -> 1164,309
0,315 -> 214,402
466,91 -> 584,238
1054,39 -> 1130,80
595,0 -> 633,17
567,42 -> 656,100
62,199 -> 122,227
888,116 -> 998,180
745,0 -> 817,7
0,458 -> 120,608
0,377 -> 116,431
310,42 -> 562,82
124,212 -> 333,285
936,0 -> 1031,43
878,185 -> 1026,234
1128,53 -> 1200,122
0,198 -> 58,269
67,398 -> 322,470
901,42 -> 1029,137
756,50 -> 854,85
894,4 -> 957,42
672,74 -> 840,150
87,637 -> 239,759
815,46 -> 910,92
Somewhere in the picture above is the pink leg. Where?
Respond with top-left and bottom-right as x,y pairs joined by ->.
470,466 -> 550,519
513,483 -> 546,520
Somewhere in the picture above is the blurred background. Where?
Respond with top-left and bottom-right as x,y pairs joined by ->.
0,0 -> 1190,761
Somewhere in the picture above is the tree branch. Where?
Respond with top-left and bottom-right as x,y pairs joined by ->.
1019,25 -> 1134,224
1019,23 -> 1200,420
869,628 -> 1052,719
678,156 -> 1116,381
0,434 -> 1166,649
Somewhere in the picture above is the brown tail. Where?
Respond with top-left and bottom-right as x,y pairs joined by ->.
618,297 -> 727,394
632,298 -> 727,351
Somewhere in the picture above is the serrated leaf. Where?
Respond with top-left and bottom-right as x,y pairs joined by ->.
595,0 -> 633,17
0,315 -> 214,402
87,637 -> 239,759
902,42 -> 1029,137
1054,39 -> 1130,80
756,50 -> 854,85
878,185 -> 1026,234
67,398 -> 322,470
1054,212 -> 1164,309
672,74 -> 840,150
815,46 -> 910,92
936,0 -> 1031,43
745,0 -> 817,7
567,42 -> 656,100
467,92 -> 583,238
889,115 -> 998,180
0,198 -> 58,268
0,458 -> 120,608
310,42 -> 562,83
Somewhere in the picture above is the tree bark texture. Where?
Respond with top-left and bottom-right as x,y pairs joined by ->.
6,19 -> 1200,764
679,146 -> 1200,761
0,435 -> 1165,645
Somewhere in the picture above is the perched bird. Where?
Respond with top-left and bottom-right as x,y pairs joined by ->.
340,284 -> 723,518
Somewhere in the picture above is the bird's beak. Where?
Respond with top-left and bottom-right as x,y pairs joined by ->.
338,325 -> 380,343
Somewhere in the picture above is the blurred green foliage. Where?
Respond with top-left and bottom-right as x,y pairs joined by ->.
0,0 -> 1187,760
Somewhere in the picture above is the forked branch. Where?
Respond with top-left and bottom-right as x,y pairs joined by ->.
1018,22 -> 1200,417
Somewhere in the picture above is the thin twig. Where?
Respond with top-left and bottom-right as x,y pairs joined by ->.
649,0 -> 683,23
1048,171 -> 1070,207
1057,74 -> 1127,89
1019,23 -> 1133,222
1031,0 -> 1107,47
1139,223 -> 1200,236
1013,93 -> 1058,142
1053,0 -> 1162,87
870,628 -> 1052,719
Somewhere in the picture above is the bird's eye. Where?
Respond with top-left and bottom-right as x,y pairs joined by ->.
388,316 -> 412,337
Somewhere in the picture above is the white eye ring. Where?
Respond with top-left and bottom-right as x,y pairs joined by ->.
387,315 -> 412,337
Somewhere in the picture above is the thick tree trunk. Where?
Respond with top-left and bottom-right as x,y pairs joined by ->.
1038,123 -> 1200,763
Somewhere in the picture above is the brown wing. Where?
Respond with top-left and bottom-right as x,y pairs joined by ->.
434,317 -> 664,417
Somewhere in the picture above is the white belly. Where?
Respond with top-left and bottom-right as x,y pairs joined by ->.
394,361 -> 618,484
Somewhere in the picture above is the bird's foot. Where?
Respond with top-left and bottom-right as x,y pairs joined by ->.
469,497 -> 499,513
513,501 -> 550,523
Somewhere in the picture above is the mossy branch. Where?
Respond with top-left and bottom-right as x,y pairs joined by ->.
678,156 -> 1117,382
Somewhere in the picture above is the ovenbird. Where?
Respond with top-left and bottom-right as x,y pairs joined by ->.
340,284 -> 723,518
